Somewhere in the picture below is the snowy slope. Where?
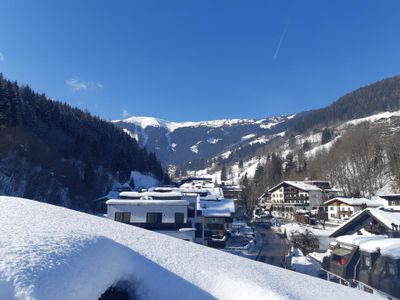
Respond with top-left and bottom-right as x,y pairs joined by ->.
193,108 -> 400,186
0,197 -> 377,300
114,115 -> 291,166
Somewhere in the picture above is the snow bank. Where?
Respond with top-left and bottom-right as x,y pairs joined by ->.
0,197 -> 379,300
291,255 -> 321,277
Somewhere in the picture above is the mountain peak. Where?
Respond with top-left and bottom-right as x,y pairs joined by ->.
115,115 -> 290,133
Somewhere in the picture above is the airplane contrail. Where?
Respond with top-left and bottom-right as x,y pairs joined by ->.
273,21 -> 290,60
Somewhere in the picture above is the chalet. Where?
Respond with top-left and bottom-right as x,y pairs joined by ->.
330,206 -> 400,238
324,197 -> 381,221
266,180 -> 342,219
378,194 -> 400,206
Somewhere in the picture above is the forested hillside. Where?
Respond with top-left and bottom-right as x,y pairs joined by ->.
0,74 -> 167,210
242,119 -> 400,211
287,76 -> 400,134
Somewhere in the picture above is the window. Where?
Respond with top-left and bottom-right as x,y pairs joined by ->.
146,212 -> 162,224
195,222 -> 203,238
175,212 -> 185,223
114,212 -> 131,223
361,255 -> 371,270
188,204 -> 195,218
329,207 -> 334,211
387,262 -> 396,277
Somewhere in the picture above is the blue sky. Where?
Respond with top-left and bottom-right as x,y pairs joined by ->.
1,0 -> 400,121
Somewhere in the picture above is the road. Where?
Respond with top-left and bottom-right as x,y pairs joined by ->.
253,224 -> 291,268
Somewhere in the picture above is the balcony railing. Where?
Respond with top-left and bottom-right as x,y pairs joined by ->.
130,222 -> 192,231
206,223 -> 225,230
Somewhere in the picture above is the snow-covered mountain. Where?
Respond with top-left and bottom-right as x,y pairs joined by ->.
198,109 -> 400,188
115,75 -> 400,187
113,115 -> 292,167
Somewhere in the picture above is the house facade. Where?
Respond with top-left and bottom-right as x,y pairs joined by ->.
324,197 -> 381,221
378,194 -> 400,206
106,194 -> 195,241
113,186 -> 235,247
266,180 -> 342,219
330,206 -> 400,238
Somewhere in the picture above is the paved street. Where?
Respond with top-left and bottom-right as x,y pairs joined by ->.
253,224 -> 290,267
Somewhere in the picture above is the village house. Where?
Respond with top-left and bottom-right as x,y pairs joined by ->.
265,180 -> 342,219
378,194 -> 400,206
324,197 -> 381,221
106,191 -> 196,241
330,206 -> 400,238
116,185 -> 236,247
220,184 -> 242,201
199,198 -> 235,248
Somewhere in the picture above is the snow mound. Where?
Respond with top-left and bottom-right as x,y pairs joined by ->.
0,197 -> 379,300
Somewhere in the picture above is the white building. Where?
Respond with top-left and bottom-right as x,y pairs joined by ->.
145,184 -> 236,247
106,193 -> 195,241
324,197 -> 382,221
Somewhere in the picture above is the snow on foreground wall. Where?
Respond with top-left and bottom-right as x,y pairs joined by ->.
0,197 -> 378,300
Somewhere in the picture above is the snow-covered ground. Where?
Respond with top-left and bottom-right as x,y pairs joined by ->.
342,109 -> 400,128
0,197 -> 378,300
289,249 -> 321,277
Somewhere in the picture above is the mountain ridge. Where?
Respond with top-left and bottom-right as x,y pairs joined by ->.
115,75 -> 400,179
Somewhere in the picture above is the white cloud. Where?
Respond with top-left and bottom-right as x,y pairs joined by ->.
0,52 -> 4,62
122,109 -> 130,118
66,78 -> 103,92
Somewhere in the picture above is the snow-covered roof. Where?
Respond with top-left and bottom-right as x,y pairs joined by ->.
119,191 -> 183,199
201,208 -> 231,217
324,197 -> 381,207
269,181 -> 321,192
369,207 -> 400,228
358,238 -> 400,258
0,197 -> 379,300
151,187 -> 174,192
330,207 -> 400,237
200,199 -> 235,214
174,188 -> 209,194
336,235 -> 388,246
106,199 -> 189,206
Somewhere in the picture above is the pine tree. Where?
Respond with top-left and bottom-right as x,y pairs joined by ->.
221,164 -> 227,181
321,128 -> 333,145
238,159 -> 244,169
